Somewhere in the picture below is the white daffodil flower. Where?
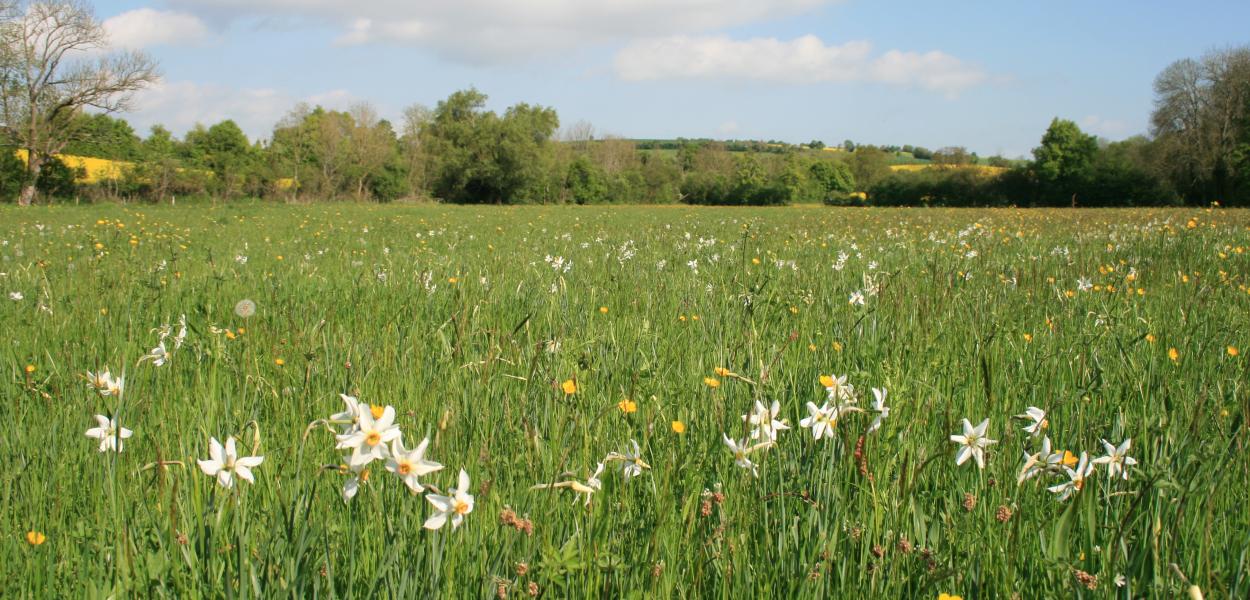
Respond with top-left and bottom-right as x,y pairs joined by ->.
335,404 -> 401,467
86,369 -> 124,397
425,469 -> 475,530
172,314 -> 188,349
800,402 -> 838,440
868,388 -> 890,433
341,461 -> 370,503
605,439 -> 650,481
139,341 -> 170,367
197,436 -> 264,489
85,414 -> 133,453
1048,451 -> 1094,501
743,400 -> 789,442
1018,436 -> 1060,484
849,291 -> 866,306
386,437 -> 444,493
822,374 -> 857,403
1017,406 -> 1048,437
330,394 -> 362,432
723,434 -> 774,477
532,462 -> 606,506
1091,438 -> 1137,481
950,418 -> 997,469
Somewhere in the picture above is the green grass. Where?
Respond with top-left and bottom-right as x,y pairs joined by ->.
2,203 -> 1247,598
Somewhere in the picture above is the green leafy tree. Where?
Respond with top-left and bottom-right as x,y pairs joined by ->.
565,155 -> 608,204
126,124 -> 184,201
61,113 -> 142,160
848,148 -> 889,191
1032,117 -> 1098,205
808,160 -> 855,199
183,120 -> 260,199
34,155 -> 78,198
421,89 -> 559,203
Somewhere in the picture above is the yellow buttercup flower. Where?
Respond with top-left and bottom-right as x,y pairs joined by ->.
599,306 -> 608,314
671,421 -> 686,434
26,531 -> 46,546
617,399 -> 637,414
274,358 -> 285,366
703,377 -> 720,389
819,375 -> 834,388
1168,348 -> 1180,362
1228,346 -> 1239,357
1061,451 -> 1079,467
561,379 -> 577,395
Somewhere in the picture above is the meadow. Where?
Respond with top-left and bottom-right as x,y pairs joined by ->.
1,203 -> 1247,598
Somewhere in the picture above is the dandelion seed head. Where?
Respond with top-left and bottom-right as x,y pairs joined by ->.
234,299 -> 257,318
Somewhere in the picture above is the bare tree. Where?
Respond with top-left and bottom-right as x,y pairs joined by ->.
591,135 -> 639,174
272,102 -> 312,199
400,103 -> 432,196
345,102 -> 395,200
310,110 -> 350,198
563,119 -> 594,151
0,0 -> 158,205
1151,46 -> 1250,200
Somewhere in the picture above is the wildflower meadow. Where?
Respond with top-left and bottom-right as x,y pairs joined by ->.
2,203 -> 1247,598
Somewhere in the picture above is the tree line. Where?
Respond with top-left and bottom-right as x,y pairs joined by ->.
1,1 -> 1247,207
869,46 -> 1250,208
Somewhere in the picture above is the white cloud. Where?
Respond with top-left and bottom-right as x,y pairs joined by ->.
614,34 -> 987,96
1080,115 -> 1131,138
103,9 -> 211,49
869,49 -> 987,95
167,0 -> 834,63
125,81 -> 363,141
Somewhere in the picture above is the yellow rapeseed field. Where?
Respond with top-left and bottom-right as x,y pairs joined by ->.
889,163 -> 1008,176
14,149 -> 128,184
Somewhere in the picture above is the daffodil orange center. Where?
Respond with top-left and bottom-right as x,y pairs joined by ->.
365,431 -> 382,446
454,499 -> 470,515
398,462 -> 413,475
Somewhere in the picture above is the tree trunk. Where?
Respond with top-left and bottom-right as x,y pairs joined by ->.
18,184 -> 37,206
18,153 -> 44,207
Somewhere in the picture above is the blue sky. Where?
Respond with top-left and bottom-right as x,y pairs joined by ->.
95,0 -> 1250,157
